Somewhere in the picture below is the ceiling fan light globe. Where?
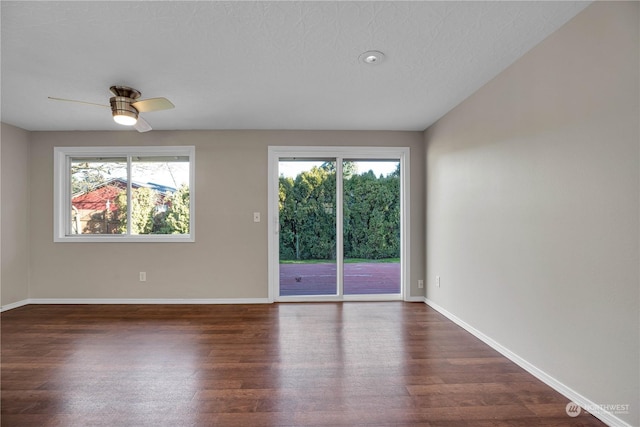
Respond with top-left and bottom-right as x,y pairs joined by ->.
110,96 -> 139,126
113,114 -> 137,126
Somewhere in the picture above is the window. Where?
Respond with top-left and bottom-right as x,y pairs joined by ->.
54,146 -> 195,242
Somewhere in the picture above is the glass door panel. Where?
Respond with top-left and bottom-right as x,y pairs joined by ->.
278,160 -> 337,296
343,160 -> 401,295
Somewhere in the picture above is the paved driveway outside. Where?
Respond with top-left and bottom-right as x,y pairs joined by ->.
279,262 -> 400,296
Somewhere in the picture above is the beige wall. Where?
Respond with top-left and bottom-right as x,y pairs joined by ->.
425,2 -> 639,425
28,130 -> 425,300
1,123 -> 31,307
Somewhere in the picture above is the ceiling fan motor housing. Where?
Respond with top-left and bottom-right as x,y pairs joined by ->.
109,85 -> 141,99
110,96 -> 139,123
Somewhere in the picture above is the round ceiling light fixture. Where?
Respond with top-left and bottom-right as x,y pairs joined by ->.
359,50 -> 385,65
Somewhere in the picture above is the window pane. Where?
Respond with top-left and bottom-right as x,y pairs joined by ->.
70,158 -> 127,235
279,160 -> 337,296
343,160 -> 401,295
130,157 -> 190,235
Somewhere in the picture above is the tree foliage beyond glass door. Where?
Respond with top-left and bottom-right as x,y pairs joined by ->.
279,162 -> 336,261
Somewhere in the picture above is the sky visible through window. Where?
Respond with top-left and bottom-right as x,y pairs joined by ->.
102,162 -> 189,189
134,162 -> 189,189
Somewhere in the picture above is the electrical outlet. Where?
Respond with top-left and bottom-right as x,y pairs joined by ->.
436,276 -> 440,288
418,280 -> 424,289
253,212 -> 261,222
139,272 -> 146,282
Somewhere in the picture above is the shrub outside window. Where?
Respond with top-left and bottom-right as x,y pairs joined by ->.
54,146 -> 195,242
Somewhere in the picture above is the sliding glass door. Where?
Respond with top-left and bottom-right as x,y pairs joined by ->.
269,147 -> 409,301
342,160 -> 401,295
278,159 -> 337,296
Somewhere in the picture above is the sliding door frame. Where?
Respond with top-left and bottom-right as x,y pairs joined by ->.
267,146 -> 410,302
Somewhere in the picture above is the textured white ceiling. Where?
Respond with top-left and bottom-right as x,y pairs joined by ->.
1,1 -> 590,132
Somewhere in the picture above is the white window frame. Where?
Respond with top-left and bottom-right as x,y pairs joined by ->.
54,146 -> 195,243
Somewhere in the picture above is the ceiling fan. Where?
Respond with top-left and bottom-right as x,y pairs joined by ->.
49,85 -> 174,132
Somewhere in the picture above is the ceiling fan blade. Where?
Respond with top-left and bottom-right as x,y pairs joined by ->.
134,116 -> 152,133
48,97 -> 109,108
131,97 -> 174,113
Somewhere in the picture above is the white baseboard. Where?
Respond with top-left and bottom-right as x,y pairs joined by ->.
7,298 -> 270,307
0,299 -> 30,312
404,295 -> 425,302
424,298 -> 631,427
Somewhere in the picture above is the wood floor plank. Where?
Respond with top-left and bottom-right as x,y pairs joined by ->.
1,303 -> 606,426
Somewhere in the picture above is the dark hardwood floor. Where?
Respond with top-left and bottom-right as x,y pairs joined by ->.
1,303 -> 605,426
